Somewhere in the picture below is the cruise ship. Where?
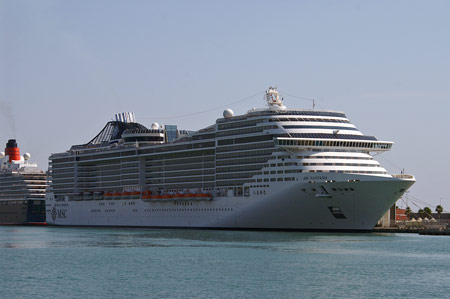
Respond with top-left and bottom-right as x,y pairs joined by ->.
46,87 -> 415,231
0,140 -> 47,224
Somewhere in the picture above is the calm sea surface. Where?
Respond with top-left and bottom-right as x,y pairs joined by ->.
1,226 -> 450,299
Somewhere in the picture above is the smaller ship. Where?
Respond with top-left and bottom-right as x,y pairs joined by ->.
0,139 -> 47,225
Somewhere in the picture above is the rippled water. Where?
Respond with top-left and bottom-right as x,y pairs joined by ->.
1,226 -> 450,298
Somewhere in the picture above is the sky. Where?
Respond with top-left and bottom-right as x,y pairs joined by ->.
1,0 -> 449,210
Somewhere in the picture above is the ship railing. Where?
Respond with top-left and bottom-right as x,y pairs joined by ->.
66,143 -> 138,155
216,109 -> 347,123
123,129 -> 164,134
392,174 -> 415,179
198,125 -> 216,133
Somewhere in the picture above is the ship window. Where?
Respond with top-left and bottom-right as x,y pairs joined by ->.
218,139 -> 234,146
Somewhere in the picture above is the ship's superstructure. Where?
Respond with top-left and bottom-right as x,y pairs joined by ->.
46,87 -> 415,230
0,140 -> 47,224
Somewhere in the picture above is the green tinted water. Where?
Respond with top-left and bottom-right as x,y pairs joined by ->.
1,226 -> 449,298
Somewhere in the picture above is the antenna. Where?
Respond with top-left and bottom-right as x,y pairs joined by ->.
313,99 -> 315,110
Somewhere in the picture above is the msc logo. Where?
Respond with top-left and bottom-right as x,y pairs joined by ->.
51,207 -> 67,220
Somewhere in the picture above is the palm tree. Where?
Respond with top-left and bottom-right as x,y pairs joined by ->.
424,207 -> 432,219
405,206 -> 412,219
436,205 -> 444,222
418,209 -> 425,218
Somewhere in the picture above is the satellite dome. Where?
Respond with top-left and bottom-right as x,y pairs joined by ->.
151,122 -> 160,130
223,109 -> 234,118
0,152 -> 4,158
24,153 -> 31,160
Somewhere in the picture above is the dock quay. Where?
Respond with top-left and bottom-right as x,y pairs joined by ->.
373,226 -> 450,235
419,229 -> 450,236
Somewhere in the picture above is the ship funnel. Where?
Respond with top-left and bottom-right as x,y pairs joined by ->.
5,139 -> 20,162
115,112 -> 136,123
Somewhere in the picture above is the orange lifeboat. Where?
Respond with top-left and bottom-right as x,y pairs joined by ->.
141,190 -> 152,200
152,195 -> 163,200
142,191 -> 151,200
174,193 -> 190,200
104,192 -> 113,198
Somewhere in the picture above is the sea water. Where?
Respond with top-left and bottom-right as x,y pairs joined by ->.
1,226 -> 450,298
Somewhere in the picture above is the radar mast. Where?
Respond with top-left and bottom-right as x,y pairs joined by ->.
265,87 -> 286,111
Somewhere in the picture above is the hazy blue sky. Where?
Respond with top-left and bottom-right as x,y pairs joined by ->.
1,0 -> 449,210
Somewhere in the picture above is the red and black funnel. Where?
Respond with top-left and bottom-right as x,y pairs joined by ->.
5,139 -> 20,162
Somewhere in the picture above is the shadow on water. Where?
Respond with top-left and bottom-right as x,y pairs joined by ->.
0,225 -> 400,249
53,226 -> 384,248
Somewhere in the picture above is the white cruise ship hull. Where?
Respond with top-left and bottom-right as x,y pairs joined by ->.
46,174 -> 414,231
